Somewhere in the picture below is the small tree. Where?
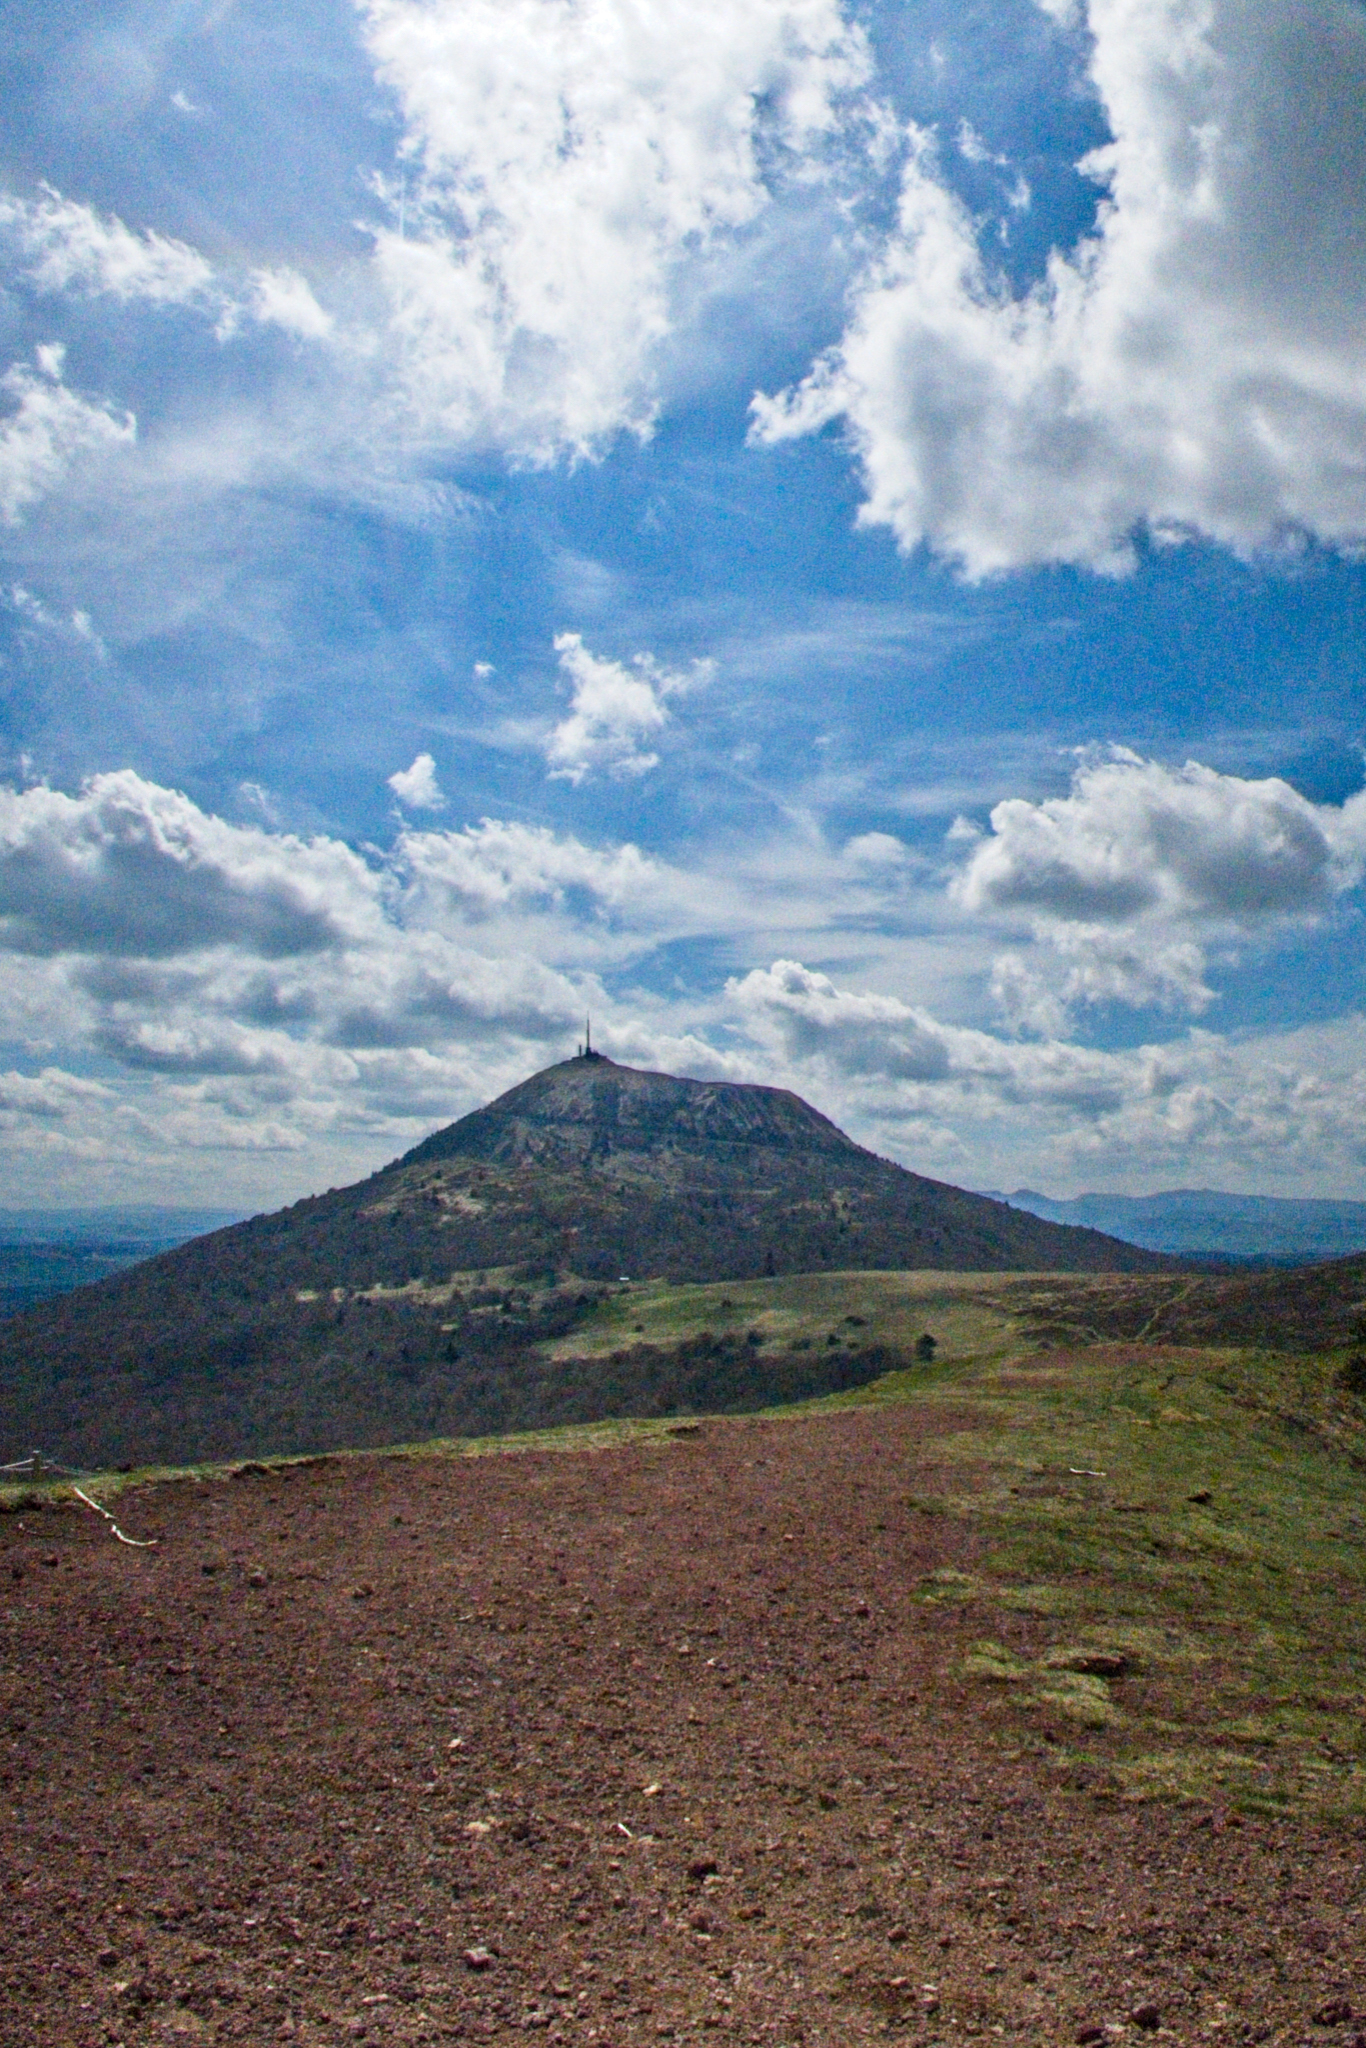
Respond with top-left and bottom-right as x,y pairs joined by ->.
914,1332 -> 937,1363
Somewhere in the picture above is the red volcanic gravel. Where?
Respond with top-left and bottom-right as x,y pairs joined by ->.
2,1404 -> 1364,2046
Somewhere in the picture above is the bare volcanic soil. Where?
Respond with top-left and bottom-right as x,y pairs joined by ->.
4,1408 -> 1365,2048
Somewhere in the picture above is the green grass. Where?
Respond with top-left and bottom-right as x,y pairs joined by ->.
536,1266 -> 1026,1366
863,1335 -> 1366,1815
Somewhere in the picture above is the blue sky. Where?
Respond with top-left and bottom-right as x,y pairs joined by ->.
2,0 -> 1366,1208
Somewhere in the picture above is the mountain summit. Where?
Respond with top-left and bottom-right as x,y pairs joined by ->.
394,1054 -> 1173,1276
0,1055 -> 1176,1468
404,1053 -> 874,1174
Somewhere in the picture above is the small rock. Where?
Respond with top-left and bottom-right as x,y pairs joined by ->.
97,1947 -> 118,1968
687,1857 -> 719,1882
1187,1488 -> 1213,1504
41,1552 -> 58,1567
887,1925 -> 908,1945
351,1582 -> 374,1600
1312,1999 -> 1354,2027
1130,2002 -> 1161,2031
1076,2028 -> 1106,2046
463,1946 -> 495,1972
1049,1648 -> 1128,1678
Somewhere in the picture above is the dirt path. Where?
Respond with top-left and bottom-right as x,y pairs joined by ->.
2,1404 -> 1362,2046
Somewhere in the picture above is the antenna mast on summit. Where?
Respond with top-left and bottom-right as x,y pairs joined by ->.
585,1015 -> 592,1055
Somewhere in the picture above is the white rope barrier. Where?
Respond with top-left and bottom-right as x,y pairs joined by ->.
71,1485 -> 158,1548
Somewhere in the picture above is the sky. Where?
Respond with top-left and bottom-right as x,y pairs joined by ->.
2,0 -> 1366,1210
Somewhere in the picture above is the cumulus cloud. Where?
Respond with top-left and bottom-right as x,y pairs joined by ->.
732,957 -> 952,1081
0,346 -> 135,523
359,0 -> 871,458
0,772 -> 931,1193
0,774 -> 630,1193
945,749 -> 1366,1025
0,772 -> 384,958
753,0 -> 1366,573
543,632 -> 705,783
956,750 -> 1366,925
387,752 -> 446,810
0,774 -> 688,1139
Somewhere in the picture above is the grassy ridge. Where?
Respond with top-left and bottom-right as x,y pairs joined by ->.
836,1335 -> 1366,1817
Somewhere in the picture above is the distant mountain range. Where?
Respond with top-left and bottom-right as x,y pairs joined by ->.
0,1053 -> 1174,1469
988,1188 -> 1366,1263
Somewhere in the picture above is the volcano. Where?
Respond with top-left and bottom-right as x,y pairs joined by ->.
0,1054 -> 1176,1468
389,1053 -> 1172,1277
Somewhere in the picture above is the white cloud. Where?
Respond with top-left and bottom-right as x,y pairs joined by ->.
0,185 -> 216,307
243,267 -> 335,342
0,1065 -> 113,1122
6,582 -> 106,656
387,752 -> 446,810
3,770 -> 1366,1201
753,0 -> 1366,573
398,814 -> 686,921
543,631 -> 705,783
732,957 -> 953,1081
0,185 -> 334,345
0,774 -> 609,1194
0,771 -> 386,958
950,748 -> 1366,1025
955,750 -> 1366,926
841,830 -> 918,872
358,0 -> 871,459
988,930 -> 1214,1033
0,348 -> 135,524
